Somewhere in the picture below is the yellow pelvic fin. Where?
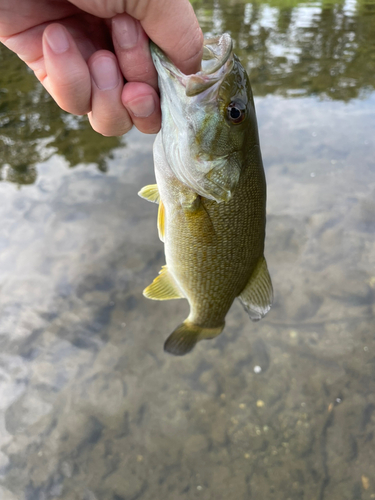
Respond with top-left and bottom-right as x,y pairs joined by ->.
143,265 -> 184,301
138,184 -> 164,241
157,200 -> 165,242
138,184 -> 160,204
164,321 -> 224,356
238,256 -> 273,321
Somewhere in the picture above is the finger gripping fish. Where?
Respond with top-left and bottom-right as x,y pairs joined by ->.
139,34 -> 273,356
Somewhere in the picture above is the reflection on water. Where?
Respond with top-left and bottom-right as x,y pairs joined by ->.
1,0 -> 375,185
1,0 -> 375,498
0,48 -> 122,185
195,0 -> 375,100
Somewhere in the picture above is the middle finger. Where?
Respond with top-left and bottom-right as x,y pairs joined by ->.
111,13 -> 158,90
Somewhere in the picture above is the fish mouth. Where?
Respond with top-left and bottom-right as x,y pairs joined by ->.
151,33 -> 233,97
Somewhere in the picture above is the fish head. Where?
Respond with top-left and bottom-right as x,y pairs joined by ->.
151,33 -> 258,203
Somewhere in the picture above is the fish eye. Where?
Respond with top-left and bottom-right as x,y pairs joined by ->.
227,101 -> 246,124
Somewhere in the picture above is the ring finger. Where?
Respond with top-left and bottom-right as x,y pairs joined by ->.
88,50 -> 132,137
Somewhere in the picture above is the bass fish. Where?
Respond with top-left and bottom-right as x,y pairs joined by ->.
139,34 -> 273,356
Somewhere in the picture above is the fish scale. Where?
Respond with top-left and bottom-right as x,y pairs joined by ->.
162,145 -> 266,327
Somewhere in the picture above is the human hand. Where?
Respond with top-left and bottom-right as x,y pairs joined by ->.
0,0 -> 203,136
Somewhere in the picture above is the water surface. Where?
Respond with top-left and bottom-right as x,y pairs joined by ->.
1,0 -> 375,499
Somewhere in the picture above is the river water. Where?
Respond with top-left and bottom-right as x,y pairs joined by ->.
0,0 -> 375,499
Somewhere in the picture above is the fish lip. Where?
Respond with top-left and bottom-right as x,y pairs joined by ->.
150,42 -> 186,83
151,34 -> 233,97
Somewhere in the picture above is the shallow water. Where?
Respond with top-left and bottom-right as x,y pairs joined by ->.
1,0 -> 375,499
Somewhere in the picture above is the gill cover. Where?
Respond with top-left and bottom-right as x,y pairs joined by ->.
151,34 -> 254,203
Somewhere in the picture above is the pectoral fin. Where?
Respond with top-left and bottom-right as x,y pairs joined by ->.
179,190 -> 201,212
238,256 -> 273,321
204,159 -> 241,202
138,184 -> 160,203
143,266 -> 184,301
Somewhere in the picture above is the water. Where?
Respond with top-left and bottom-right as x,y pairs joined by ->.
1,0 -> 375,498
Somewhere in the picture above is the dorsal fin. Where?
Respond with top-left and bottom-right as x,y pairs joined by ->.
138,184 -> 160,204
143,266 -> 184,300
238,256 -> 273,321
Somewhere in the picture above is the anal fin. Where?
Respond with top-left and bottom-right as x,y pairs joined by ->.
238,256 -> 273,321
143,265 -> 184,301
138,184 -> 160,204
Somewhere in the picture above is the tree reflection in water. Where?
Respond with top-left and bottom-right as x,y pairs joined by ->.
0,47 -> 122,185
194,0 -> 375,99
1,0 -> 374,184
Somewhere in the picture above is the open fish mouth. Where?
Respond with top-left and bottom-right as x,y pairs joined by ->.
151,33 -> 234,97
150,33 -> 243,203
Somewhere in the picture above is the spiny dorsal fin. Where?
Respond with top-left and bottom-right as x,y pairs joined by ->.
157,200 -> 165,242
238,256 -> 273,321
138,184 -> 160,204
143,266 -> 184,301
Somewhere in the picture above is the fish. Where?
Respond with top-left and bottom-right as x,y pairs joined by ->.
138,33 -> 273,356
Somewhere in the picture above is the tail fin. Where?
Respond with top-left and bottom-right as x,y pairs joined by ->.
164,320 -> 224,356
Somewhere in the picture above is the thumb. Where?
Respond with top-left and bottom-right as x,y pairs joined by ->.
68,0 -> 203,75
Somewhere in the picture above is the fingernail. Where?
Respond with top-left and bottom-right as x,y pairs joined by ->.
113,14 -> 139,49
91,56 -> 120,90
45,24 -> 70,54
127,95 -> 155,118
